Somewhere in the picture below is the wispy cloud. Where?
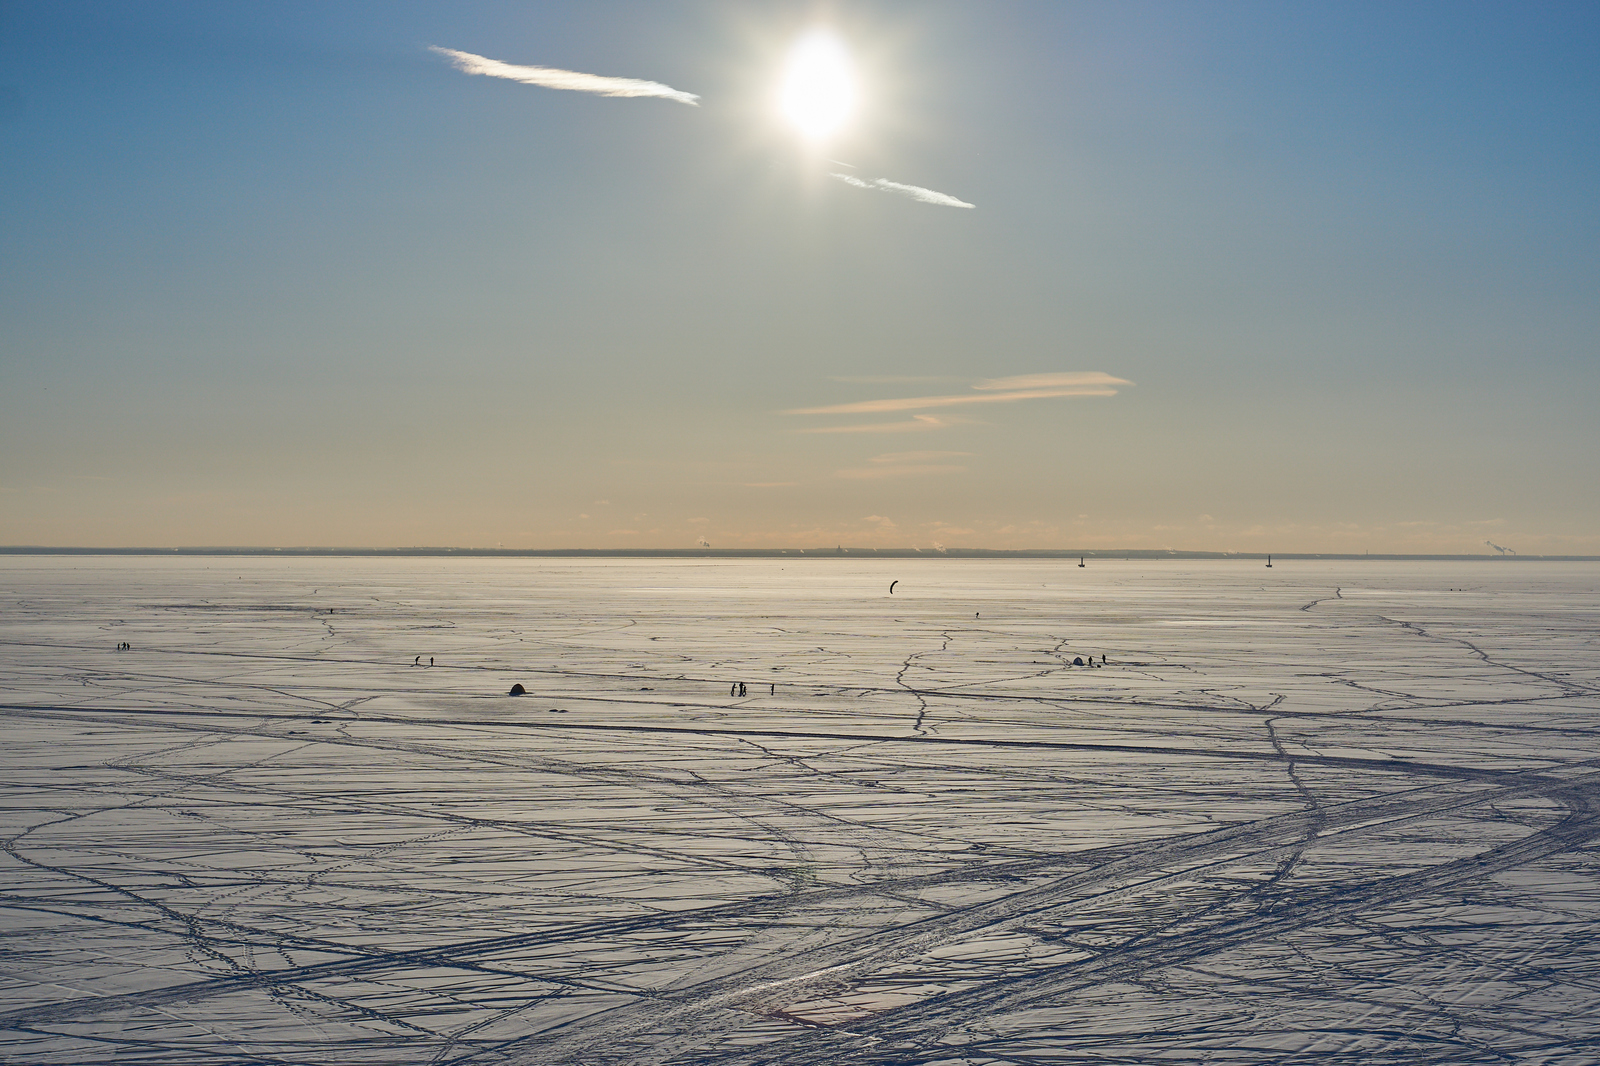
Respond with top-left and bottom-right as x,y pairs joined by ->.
835,450 -> 971,480
873,450 -> 970,463
431,47 -> 699,105
836,464 -> 967,480
974,371 -> 1123,391
788,372 -> 1131,416
832,173 -> 974,209
793,387 -> 1114,415
828,375 -> 964,384
798,413 -> 976,434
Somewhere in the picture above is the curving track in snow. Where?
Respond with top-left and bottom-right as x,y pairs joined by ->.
1,556 -> 1598,1064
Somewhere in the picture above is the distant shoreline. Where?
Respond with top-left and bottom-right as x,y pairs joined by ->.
2,547 -> 1595,562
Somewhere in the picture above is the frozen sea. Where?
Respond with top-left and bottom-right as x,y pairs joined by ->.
3,556 -> 1600,1065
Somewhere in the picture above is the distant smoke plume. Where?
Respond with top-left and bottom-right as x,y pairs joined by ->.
1486,540 -> 1517,555
431,47 -> 699,105
832,173 -> 974,209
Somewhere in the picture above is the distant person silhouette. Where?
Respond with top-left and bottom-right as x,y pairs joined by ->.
429,657 -> 434,667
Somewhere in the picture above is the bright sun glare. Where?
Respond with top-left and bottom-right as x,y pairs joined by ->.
779,31 -> 855,142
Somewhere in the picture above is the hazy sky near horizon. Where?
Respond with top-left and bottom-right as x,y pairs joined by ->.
3,1 -> 1597,553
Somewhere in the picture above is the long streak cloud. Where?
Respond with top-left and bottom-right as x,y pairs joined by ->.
832,173 -> 974,209
431,47 -> 699,105
432,49 -> 973,212
788,373 -> 1132,416
800,414 -> 975,434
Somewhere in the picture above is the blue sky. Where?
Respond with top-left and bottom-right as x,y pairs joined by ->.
3,1 -> 1596,551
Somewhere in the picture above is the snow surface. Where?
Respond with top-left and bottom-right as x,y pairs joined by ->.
2,556 -> 1599,1064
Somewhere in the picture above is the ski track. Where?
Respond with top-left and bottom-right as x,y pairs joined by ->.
2,556 -> 1599,1064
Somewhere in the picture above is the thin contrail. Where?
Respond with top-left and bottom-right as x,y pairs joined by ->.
431,47 -> 699,105
832,172 -> 974,208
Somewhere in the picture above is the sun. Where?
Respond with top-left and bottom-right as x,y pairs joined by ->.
778,30 -> 856,142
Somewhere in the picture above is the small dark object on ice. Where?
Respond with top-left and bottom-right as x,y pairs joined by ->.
889,580 -> 898,594
1073,656 -> 1084,666
549,708 -> 567,714
508,683 -> 526,696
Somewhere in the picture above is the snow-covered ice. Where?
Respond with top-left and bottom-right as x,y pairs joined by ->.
2,556 -> 1599,1064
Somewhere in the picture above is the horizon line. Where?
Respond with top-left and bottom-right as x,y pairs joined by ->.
1,547 -> 1594,562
